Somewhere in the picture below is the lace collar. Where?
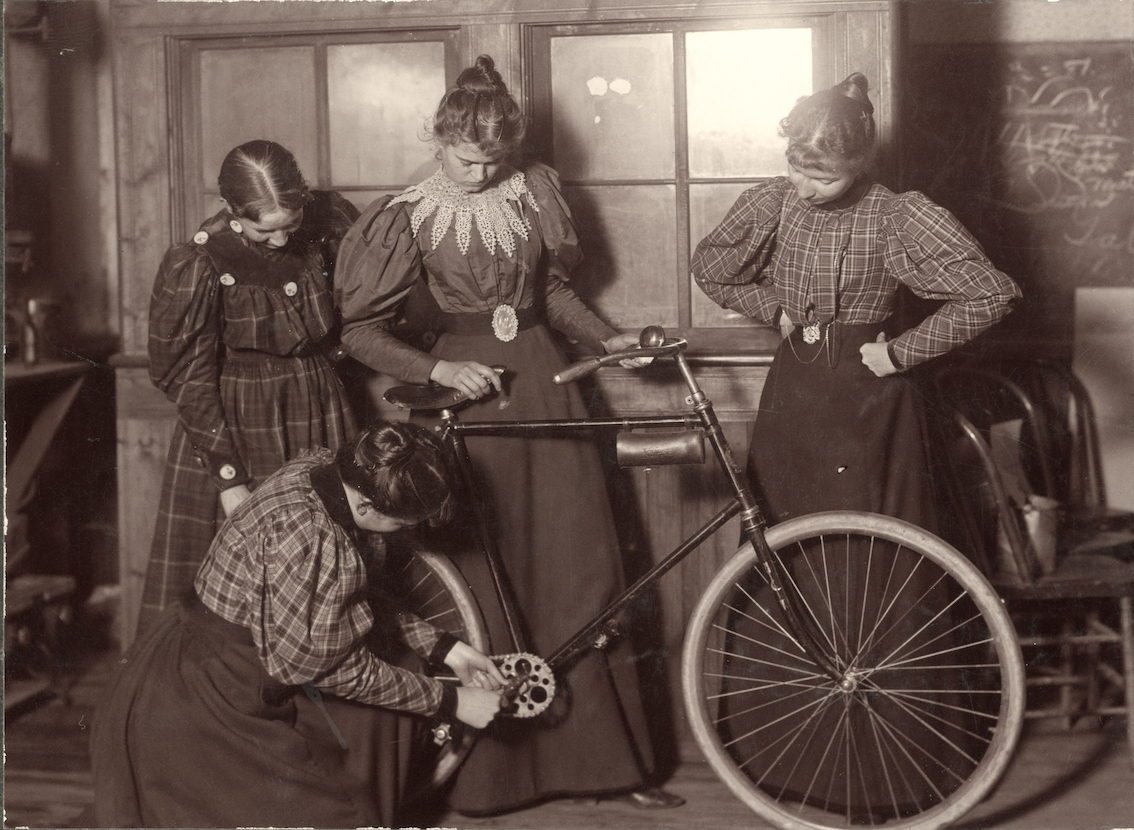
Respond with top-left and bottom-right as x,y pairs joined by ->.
390,168 -> 540,256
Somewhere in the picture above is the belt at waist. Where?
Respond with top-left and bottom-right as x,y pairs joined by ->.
183,590 -> 255,647
183,591 -> 300,705
439,306 -> 540,336
224,340 -> 341,363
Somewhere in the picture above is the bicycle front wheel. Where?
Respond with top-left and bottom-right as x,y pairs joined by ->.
682,511 -> 1025,830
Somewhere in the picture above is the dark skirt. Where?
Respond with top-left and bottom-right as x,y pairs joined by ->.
415,324 -> 652,814
747,322 -> 937,529
91,594 -> 417,829
725,323 -> 968,816
137,351 -> 356,637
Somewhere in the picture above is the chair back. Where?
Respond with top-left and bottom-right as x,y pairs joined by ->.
933,363 -> 1057,499
929,403 -> 1048,585
1003,359 -> 1110,512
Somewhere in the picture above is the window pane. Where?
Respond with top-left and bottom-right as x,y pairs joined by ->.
551,34 -> 674,181
328,42 -> 447,187
199,47 -> 318,190
686,29 -> 812,178
565,185 -> 678,329
690,182 -> 766,327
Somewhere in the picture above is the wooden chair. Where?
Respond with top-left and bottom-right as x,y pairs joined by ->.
935,360 -> 1133,547
929,396 -> 1134,765
1004,358 -> 1134,542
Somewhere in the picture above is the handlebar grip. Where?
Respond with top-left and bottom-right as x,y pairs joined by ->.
553,357 -> 602,385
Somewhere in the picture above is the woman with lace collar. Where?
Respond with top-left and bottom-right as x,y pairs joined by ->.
338,55 -> 682,817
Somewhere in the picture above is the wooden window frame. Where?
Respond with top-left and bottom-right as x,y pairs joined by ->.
170,29 -> 461,239
523,16 -> 834,354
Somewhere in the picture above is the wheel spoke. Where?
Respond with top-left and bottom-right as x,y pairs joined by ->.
683,514 -> 1025,830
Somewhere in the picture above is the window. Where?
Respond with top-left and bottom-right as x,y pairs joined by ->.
175,31 -> 459,236
527,19 -> 826,347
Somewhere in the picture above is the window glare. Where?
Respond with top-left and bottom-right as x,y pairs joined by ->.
686,29 -> 813,178
550,33 -> 675,181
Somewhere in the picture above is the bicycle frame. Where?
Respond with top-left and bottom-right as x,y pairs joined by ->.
432,340 -> 844,683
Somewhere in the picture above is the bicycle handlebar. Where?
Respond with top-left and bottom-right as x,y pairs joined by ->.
384,328 -> 685,409
553,326 -> 686,385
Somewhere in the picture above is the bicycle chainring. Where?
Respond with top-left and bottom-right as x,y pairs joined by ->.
495,652 -> 557,718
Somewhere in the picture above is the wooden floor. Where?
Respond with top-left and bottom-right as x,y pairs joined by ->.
5,634 -> 1134,830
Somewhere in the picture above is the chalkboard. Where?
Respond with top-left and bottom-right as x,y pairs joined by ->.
903,42 -> 1133,348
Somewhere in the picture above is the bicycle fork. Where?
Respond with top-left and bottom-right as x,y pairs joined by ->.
675,352 -> 846,686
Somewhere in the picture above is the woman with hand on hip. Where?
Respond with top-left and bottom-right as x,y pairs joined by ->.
692,73 -> 1021,819
338,55 -> 681,816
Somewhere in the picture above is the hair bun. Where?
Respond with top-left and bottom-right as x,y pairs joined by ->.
456,54 -> 507,97
836,72 -> 873,115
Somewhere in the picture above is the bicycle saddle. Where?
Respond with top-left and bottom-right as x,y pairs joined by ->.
383,366 -> 506,411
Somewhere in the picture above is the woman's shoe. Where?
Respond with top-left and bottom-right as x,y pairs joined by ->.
616,786 -> 686,809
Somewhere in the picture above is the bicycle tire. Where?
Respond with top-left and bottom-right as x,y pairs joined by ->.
389,550 -> 489,799
682,511 -> 1025,830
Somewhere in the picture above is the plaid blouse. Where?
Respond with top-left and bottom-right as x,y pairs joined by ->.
194,450 -> 456,718
692,178 -> 1021,369
148,191 -> 360,489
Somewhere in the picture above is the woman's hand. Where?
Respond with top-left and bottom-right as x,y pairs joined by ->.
430,360 -> 503,400
603,333 -> 655,369
444,641 -> 506,690
219,483 -> 253,517
860,332 -> 898,377
779,310 -> 794,340
455,686 -> 504,729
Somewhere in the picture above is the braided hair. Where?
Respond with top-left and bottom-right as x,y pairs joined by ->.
217,139 -> 312,222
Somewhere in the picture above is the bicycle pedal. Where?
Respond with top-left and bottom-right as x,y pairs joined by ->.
494,652 -> 556,718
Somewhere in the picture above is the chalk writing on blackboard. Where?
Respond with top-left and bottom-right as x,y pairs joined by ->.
996,52 -> 1133,268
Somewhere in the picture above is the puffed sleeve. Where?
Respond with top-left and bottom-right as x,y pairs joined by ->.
525,163 -> 618,352
881,192 -> 1022,369
148,240 -> 249,489
691,181 -> 785,326
338,197 -> 441,384
254,505 -> 450,715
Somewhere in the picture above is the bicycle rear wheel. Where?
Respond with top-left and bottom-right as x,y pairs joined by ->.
384,549 -> 488,799
682,511 -> 1025,830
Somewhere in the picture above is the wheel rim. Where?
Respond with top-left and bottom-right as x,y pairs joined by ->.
387,549 -> 488,799
683,511 -> 1025,830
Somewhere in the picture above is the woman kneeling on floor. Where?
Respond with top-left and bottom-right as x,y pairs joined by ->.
91,421 -> 505,829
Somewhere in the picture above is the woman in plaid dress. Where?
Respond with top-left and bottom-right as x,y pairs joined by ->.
692,74 -> 1021,819
93,422 -> 505,828
137,140 -> 361,636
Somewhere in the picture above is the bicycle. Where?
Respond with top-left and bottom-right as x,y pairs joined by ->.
386,326 -> 1027,830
